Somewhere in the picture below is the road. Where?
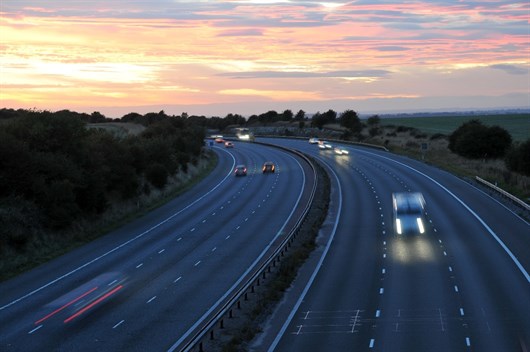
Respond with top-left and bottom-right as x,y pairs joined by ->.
0,141 -> 313,351
254,137 -> 530,352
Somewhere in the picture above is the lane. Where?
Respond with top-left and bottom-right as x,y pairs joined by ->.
0,141 -> 312,351
256,137 -> 530,352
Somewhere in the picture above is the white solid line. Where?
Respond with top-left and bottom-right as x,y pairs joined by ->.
147,296 -> 157,303
113,320 -> 125,329
136,263 -> 143,268
194,261 -> 201,267
174,276 -> 182,283
28,325 -> 43,334
158,249 -> 165,254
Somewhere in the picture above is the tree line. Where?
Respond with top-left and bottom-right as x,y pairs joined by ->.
0,109 -> 205,252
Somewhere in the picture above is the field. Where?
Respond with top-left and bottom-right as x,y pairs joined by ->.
379,113 -> 530,142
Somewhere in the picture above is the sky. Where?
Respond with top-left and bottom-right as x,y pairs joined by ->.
1,0 -> 529,117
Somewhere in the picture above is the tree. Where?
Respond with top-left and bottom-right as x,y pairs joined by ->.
505,139 -> 530,176
366,115 -> 380,127
449,120 -> 512,159
339,109 -> 362,134
295,110 -> 305,121
281,109 -> 293,121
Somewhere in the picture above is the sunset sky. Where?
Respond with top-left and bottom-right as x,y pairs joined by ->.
1,0 -> 529,117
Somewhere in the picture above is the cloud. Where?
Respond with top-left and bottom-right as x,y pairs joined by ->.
218,70 -> 391,79
217,28 -> 264,36
490,64 -> 528,75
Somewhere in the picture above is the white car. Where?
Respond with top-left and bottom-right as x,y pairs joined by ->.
309,138 -> 319,144
334,147 -> 349,155
318,140 -> 332,149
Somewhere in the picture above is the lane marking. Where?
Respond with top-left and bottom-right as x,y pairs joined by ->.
379,288 -> 384,294
369,339 -> 375,348
194,261 -> 201,267
190,228 -> 196,232
113,320 -> 125,329
147,296 -> 157,304
375,310 -> 381,318
466,337 -> 471,346
136,263 -> 143,269
173,276 -> 182,283
460,308 -> 465,316
454,285 -> 459,292
28,325 -> 43,334
359,149 -> 530,283
158,249 -> 165,254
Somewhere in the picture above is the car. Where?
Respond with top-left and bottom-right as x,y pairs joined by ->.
392,192 -> 426,235
334,147 -> 349,155
215,137 -> 224,143
262,161 -> 275,173
309,138 -> 319,144
234,164 -> 247,176
318,141 -> 332,149
224,141 -> 234,148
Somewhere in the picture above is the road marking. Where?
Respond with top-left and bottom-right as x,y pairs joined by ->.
460,308 -> 465,316
466,337 -> 471,346
177,237 -> 182,241
454,285 -> 459,292
379,288 -> 384,294
174,276 -> 182,283
190,228 -> 195,232
369,339 -> 375,348
136,263 -> 143,268
28,325 -> 43,334
443,251 -> 447,256
108,279 -> 118,286
113,320 -> 125,329
449,266 -> 453,272
194,261 -> 201,267
245,218 -> 248,222
383,253 -> 386,258
202,220 -> 206,223
375,310 -> 381,318
212,247 -> 217,252
0,151 -> 238,311
158,249 -> 165,254
147,296 -> 157,304
382,268 -> 386,274
236,226 -> 240,230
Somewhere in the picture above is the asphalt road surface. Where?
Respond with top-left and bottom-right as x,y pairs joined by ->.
0,141 -> 313,351
254,137 -> 530,352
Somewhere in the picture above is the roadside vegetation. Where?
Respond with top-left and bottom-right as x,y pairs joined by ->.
1,106 -> 528,283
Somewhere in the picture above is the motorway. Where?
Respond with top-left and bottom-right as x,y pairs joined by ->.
253,137 -> 530,352
0,141 -> 314,351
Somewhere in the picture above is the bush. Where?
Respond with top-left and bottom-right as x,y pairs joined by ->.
505,139 -> 530,176
146,163 -> 168,189
449,119 -> 512,159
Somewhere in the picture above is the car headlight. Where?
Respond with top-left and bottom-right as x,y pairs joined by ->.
417,218 -> 425,234
396,218 -> 402,235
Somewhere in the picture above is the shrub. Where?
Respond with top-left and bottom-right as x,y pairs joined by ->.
449,119 -> 512,159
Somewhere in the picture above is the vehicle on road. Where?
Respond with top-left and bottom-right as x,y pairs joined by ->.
334,147 -> 349,155
262,161 -> 275,173
224,141 -> 234,148
215,137 -> 224,143
309,137 -> 319,144
318,141 -> 332,149
392,192 -> 426,235
234,164 -> 247,176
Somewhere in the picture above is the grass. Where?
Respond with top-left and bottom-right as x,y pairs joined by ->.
379,113 -> 530,142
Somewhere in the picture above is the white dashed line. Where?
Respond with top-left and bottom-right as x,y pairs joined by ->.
202,220 -> 206,223
369,339 -> 375,348
158,249 -> 165,254
460,308 -> 465,316
454,285 -> 459,292
177,237 -> 182,241
28,325 -> 42,334
212,247 -> 217,252
236,226 -> 240,230
449,266 -> 453,272
194,261 -> 201,267
383,253 -> 386,258
136,263 -> 143,269
174,276 -> 182,283
443,251 -> 447,256
190,228 -> 195,232
382,268 -> 386,274
147,296 -> 157,303
226,235 -> 231,239
379,288 -> 384,294
113,320 -> 125,329
466,337 -> 471,346
375,310 -> 381,318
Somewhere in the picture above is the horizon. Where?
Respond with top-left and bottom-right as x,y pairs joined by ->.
1,1 -> 529,116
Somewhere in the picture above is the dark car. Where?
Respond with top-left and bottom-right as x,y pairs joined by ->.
234,164 -> 247,176
262,161 -> 275,173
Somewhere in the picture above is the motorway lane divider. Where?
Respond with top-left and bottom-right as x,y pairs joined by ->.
172,142 -> 318,352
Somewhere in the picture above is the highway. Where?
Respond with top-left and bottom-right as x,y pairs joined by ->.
0,141 -> 314,351
253,137 -> 530,352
